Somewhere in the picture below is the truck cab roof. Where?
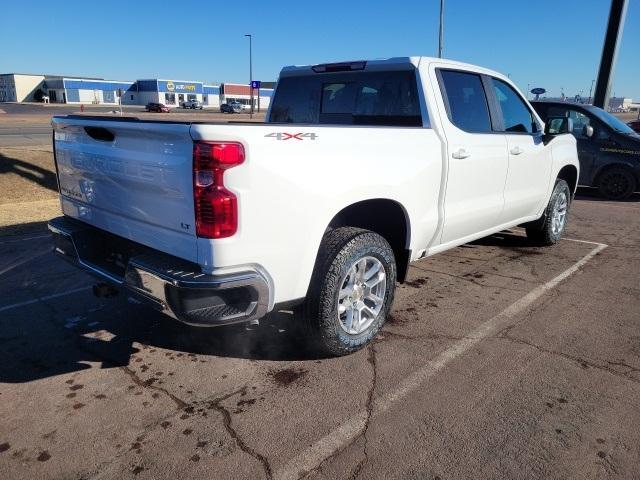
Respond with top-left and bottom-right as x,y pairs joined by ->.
279,56 -> 509,82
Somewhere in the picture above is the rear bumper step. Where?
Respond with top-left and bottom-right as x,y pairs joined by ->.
48,216 -> 271,327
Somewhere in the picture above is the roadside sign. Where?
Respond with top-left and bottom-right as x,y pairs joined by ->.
531,87 -> 546,95
251,80 -> 261,89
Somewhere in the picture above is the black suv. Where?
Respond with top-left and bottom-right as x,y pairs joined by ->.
532,101 -> 640,199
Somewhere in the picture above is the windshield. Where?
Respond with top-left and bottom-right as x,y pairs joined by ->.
589,107 -> 636,134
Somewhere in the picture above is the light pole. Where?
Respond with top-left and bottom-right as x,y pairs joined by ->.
245,34 -> 253,118
438,0 -> 445,58
587,79 -> 595,104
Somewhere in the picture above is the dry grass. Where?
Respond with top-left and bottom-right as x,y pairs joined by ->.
0,147 -> 60,235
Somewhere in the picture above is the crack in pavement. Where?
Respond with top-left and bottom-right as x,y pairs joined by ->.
495,334 -> 640,385
120,365 -> 187,409
29,299 -> 192,479
30,282 -> 280,480
606,360 -> 640,376
300,345 -> 379,480
31,285 -> 192,411
349,344 -> 378,480
494,288 -> 561,340
207,387 -> 273,480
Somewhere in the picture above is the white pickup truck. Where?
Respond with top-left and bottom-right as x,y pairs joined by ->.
49,57 -> 579,355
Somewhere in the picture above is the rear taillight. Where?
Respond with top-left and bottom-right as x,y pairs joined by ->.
193,141 -> 245,238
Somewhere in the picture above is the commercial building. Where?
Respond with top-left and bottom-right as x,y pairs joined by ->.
43,77 -> 135,105
130,79 -> 222,109
0,72 -> 274,110
0,74 -> 45,102
220,83 -> 273,111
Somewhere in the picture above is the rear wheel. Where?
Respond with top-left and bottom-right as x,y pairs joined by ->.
297,227 -> 396,356
597,167 -> 636,200
526,179 -> 571,246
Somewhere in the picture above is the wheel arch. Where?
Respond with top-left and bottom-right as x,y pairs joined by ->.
557,164 -> 579,196
326,198 -> 412,283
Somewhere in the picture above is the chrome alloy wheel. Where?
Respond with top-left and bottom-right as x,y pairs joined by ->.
551,191 -> 568,235
337,256 -> 386,335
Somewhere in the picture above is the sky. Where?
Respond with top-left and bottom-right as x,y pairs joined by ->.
1,0 -> 638,99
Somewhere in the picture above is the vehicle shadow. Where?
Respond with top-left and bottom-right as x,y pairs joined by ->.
470,230 -> 538,249
0,152 -> 58,193
0,292 -> 324,384
0,227 -> 551,385
574,186 -> 640,203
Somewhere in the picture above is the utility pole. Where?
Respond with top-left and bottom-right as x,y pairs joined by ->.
587,79 -> 595,104
593,0 -> 628,109
438,0 -> 444,58
245,34 -> 253,118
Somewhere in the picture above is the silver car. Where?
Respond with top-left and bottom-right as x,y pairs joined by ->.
182,100 -> 203,109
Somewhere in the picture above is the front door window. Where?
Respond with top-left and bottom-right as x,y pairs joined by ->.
492,79 -> 539,134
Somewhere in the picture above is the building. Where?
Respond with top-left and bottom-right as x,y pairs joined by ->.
129,79 -> 222,109
0,72 -> 274,110
535,95 -> 635,112
43,77 -> 135,105
0,74 -> 45,102
607,97 -> 633,112
220,83 -> 273,111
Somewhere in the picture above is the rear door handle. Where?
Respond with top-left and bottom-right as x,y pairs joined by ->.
510,146 -> 524,155
451,148 -> 471,159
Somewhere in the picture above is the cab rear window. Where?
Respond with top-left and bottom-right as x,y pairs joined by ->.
269,70 -> 423,127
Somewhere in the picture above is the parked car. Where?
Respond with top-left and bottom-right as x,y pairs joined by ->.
145,102 -> 170,113
49,57 -> 579,356
627,119 -> 640,134
182,100 -> 203,110
220,102 -> 243,113
533,101 -> 640,199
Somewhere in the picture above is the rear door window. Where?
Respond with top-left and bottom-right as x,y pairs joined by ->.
269,70 -> 422,126
438,70 -> 492,133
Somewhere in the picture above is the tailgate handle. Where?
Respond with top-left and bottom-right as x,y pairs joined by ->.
84,126 -> 115,142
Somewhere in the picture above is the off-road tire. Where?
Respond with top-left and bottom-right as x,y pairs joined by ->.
296,227 -> 397,356
526,179 -> 571,246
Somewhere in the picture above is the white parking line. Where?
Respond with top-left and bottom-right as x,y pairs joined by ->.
0,248 -> 51,276
563,237 -> 608,247
274,239 -> 608,480
0,234 -> 51,245
0,286 -> 91,313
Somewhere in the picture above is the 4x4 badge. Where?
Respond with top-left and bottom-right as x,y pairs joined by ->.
265,132 -> 317,141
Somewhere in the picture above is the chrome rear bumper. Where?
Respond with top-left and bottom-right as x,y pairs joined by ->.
48,216 -> 271,327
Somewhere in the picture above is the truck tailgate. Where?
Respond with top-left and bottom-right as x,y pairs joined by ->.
52,116 -> 198,262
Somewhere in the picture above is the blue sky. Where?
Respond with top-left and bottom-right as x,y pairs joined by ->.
1,0 -> 638,99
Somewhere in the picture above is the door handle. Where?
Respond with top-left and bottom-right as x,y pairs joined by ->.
451,148 -> 471,159
510,146 -> 524,155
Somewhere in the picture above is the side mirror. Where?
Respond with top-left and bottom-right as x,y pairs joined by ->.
544,116 -> 573,135
583,125 -> 594,138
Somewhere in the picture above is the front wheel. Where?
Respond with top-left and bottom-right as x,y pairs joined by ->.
526,179 -> 571,246
297,227 -> 397,356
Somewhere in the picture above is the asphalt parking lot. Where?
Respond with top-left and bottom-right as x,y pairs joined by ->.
0,103 -> 265,147
1,187 -> 639,479
1,106 -> 639,479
